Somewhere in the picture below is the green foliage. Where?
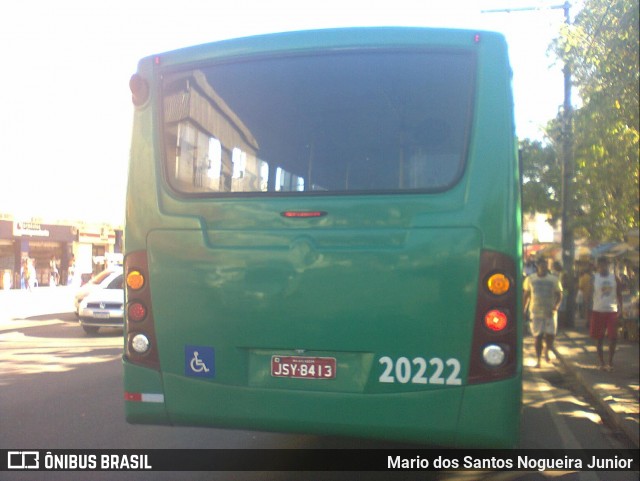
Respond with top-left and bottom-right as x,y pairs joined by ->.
550,0 -> 640,241
520,138 -> 561,224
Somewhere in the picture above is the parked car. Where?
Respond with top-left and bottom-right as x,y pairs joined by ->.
73,267 -> 123,316
76,272 -> 124,335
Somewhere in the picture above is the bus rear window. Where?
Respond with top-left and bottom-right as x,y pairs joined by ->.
161,50 -> 475,195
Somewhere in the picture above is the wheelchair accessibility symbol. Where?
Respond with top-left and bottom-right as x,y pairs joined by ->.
185,345 -> 215,378
190,351 -> 209,372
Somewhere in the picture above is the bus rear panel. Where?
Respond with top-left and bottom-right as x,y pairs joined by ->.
124,28 -> 522,448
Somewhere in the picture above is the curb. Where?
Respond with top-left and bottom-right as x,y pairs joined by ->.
552,345 -> 640,448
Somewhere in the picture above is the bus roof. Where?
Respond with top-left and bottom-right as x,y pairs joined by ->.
140,27 -> 507,70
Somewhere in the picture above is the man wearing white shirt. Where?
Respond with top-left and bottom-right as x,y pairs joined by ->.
589,256 -> 623,371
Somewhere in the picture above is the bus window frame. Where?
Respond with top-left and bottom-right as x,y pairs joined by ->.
155,47 -> 478,200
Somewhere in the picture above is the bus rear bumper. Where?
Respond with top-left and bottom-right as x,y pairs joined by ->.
457,376 -> 521,447
124,360 -> 171,425
125,364 -> 521,447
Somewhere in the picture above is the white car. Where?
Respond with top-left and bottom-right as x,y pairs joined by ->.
74,267 -> 123,316
77,272 -> 124,335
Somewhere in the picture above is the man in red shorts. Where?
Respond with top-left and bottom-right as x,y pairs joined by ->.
589,256 -> 623,371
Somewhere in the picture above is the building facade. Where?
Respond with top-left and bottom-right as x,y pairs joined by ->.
0,216 -> 122,289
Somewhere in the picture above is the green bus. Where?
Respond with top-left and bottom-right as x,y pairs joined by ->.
123,27 -> 522,448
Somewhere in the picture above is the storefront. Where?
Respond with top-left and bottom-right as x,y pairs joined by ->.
76,226 -> 122,283
0,220 -> 14,289
0,218 -> 123,289
0,220 -> 75,288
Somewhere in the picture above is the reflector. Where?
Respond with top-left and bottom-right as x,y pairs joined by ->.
124,392 -> 142,402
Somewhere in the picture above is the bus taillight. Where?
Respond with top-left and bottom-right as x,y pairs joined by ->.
468,250 -> 518,384
130,333 -> 151,354
127,302 -> 147,322
129,74 -> 149,106
124,250 -> 160,370
126,270 -> 145,290
486,273 -> 510,295
484,309 -> 508,331
482,344 -> 506,367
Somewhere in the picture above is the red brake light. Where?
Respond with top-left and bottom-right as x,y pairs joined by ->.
128,302 -> 147,322
129,74 -> 149,106
485,309 -> 508,331
281,211 -> 327,218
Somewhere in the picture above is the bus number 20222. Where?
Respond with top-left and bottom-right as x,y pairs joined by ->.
378,356 -> 462,385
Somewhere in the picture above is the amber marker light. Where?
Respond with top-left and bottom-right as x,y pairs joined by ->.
486,273 -> 510,296
127,270 -> 145,290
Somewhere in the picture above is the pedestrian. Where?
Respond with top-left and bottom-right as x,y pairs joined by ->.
27,258 -> 37,290
578,262 -> 594,324
588,256 -> 623,371
21,258 -> 29,290
523,257 -> 563,368
49,255 -> 59,286
524,255 -> 537,277
22,258 -> 36,292
67,255 -> 76,286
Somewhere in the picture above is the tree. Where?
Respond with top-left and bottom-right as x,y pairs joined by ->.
520,138 -> 561,224
554,0 -> 639,241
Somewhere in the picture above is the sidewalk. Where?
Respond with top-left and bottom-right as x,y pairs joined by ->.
552,321 -> 639,448
0,286 -> 75,331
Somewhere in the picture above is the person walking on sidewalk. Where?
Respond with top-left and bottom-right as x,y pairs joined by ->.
588,256 -> 623,371
523,257 -> 563,368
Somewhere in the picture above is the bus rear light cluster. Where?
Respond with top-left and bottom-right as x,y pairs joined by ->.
469,250 -> 518,384
124,251 -> 160,370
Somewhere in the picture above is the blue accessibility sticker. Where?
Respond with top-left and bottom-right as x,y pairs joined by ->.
185,345 -> 215,378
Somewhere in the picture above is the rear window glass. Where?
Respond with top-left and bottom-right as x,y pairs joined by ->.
161,50 -> 475,195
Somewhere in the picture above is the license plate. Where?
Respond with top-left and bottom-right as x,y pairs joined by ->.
93,312 -> 110,319
271,356 -> 336,379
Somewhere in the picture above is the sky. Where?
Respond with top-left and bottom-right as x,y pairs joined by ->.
0,0 -> 582,225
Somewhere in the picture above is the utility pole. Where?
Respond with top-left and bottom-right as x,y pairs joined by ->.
482,2 -> 576,327
559,2 -> 576,328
